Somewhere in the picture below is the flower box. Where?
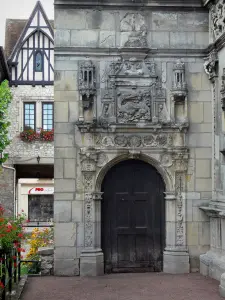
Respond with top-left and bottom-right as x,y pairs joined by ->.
19,129 -> 54,142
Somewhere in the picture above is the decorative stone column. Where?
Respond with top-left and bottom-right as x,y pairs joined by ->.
79,149 -> 104,276
163,171 -> 190,274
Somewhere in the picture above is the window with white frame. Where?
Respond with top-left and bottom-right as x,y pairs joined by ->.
23,101 -> 53,131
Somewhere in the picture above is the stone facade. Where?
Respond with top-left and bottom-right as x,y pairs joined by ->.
198,0 -> 225,297
54,0 -> 214,277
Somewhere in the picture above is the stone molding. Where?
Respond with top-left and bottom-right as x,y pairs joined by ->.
55,0 -> 203,8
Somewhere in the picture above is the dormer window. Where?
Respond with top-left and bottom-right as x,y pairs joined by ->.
34,51 -> 43,72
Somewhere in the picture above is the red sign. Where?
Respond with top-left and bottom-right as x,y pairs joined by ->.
28,187 -> 54,194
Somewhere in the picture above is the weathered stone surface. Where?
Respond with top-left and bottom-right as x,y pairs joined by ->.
55,30 -> 70,47
64,159 -> 76,179
196,159 -> 211,178
55,223 -> 76,247
189,103 -> 204,123
55,102 -> 69,122
71,30 -> 99,47
54,201 -> 72,223
54,159 -> 64,179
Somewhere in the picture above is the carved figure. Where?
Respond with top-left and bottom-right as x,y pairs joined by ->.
121,13 -> 148,48
204,50 -> 218,80
211,1 -> 225,40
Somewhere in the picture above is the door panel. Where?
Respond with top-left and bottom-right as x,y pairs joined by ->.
101,159 -> 165,273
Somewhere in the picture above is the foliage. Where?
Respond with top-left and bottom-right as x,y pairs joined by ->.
0,205 -> 27,251
0,205 -> 27,290
26,227 -> 54,261
0,80 -> 12,164
20,128 -> 54,142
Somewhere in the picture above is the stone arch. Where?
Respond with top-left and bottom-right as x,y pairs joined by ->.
95,152 -> 174,193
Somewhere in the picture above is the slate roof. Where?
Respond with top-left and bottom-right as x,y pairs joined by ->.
4,19 -> 54,58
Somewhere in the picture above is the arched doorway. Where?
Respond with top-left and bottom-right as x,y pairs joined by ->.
101,159 -> 165,273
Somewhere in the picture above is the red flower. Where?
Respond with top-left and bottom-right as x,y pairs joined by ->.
18,233 -> 23,238
0,281 -> 4,289
26,219 -> 30,223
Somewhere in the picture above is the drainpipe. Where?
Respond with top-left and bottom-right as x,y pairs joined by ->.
2,164 -> 16,216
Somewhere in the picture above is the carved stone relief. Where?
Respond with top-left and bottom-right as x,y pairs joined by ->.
120,13 -> 148,48
83,172 -> 95,191
84,193 -> 94,248
161,154 -> 173,167
95,134 -> 173,148
204,50 -> 218,81
175,172 -> 185,247
99,57 -> 169,127
211,0 -> 225,40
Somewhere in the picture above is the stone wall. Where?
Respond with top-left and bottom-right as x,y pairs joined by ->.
54,1 -> 211,275
0,85 -> 54,214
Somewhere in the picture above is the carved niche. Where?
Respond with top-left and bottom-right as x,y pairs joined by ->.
120,13 -> 148,48
99,57 -> 169,127
211,0 -> 225,40
78,60 -> 97,124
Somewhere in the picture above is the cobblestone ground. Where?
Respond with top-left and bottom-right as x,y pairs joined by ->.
21,273 -> 223,300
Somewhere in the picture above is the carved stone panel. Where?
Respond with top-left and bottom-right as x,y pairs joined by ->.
84,193 -> 94,248
99,57 -> 168,127
211,0 -> 225,40
120,13 -> 148,48
175,172 -> 185,247
95,133 -> 173,148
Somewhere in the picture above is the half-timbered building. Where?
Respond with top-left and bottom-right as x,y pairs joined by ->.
1,1 -> 54,223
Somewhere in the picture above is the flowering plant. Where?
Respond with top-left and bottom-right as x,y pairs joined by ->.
0,205 -> 28,251
39,128 -> 54,142
19,128 -> 54,142
20,129 -> 39,142
26,227 -> 54,262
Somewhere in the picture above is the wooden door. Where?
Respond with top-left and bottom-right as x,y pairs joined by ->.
101,159 -> 165,273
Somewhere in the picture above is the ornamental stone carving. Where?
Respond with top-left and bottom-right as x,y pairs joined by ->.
95,134 -> 174,148
204,50 -> 218,81
78,60 -> 96,98
118,90 -> 151,123
84,193 -> 94,247
99,57 -> 169,127
120,13 -> 148,48
221,68 -> 225,110
211,0 -> 225,40
175,172 -> 185,247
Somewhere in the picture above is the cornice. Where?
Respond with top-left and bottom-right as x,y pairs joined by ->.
55,0 -> 204,9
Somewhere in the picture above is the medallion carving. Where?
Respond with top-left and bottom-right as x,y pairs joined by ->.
120,13 -> 148,48
95,134 -> 173,148
161,154 -> 172,167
